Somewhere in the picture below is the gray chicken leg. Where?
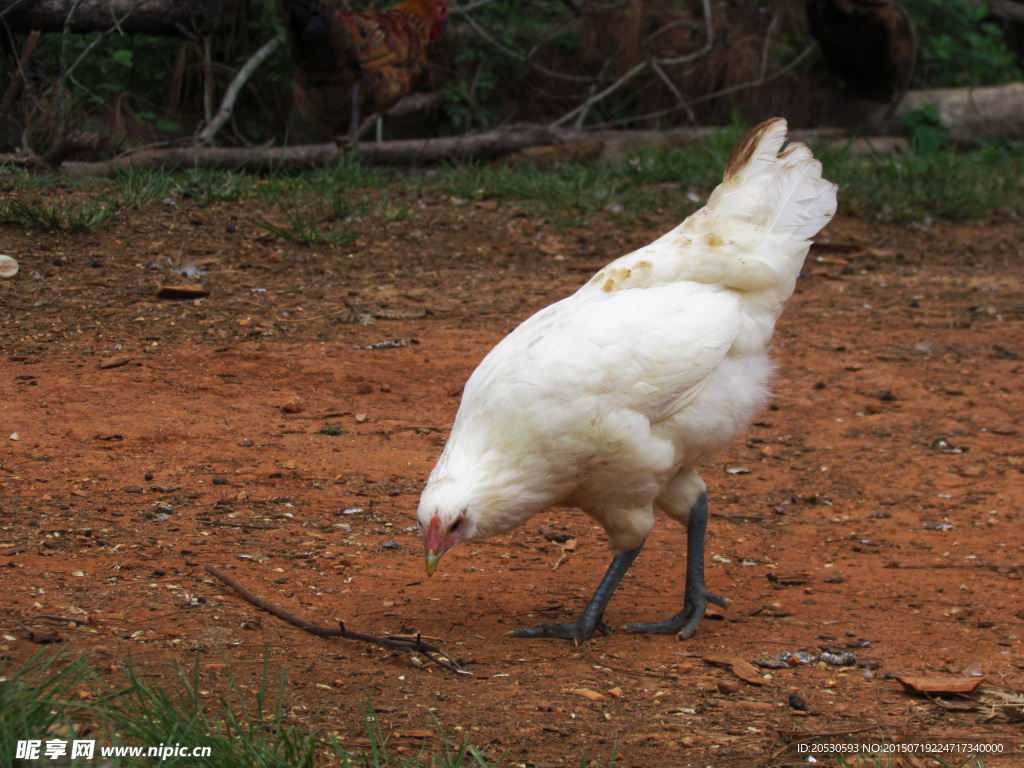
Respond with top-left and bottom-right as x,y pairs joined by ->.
623,492 -> 729,638
512,546 -> 642,645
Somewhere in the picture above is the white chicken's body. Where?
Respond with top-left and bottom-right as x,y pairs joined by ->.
431,282 -> 766,550
419,119 -> 837,642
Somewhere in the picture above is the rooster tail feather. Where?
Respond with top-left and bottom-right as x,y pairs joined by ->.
288,0 -> 357,72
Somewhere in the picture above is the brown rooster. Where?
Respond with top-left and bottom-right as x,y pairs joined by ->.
287,0 -> 448,143
806,0 -> 915,103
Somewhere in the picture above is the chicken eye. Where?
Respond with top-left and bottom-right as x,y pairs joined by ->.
450,515 -> 463,532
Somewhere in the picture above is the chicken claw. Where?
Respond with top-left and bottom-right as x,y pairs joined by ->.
513,547 -> 642,644
623,493 -> 729,639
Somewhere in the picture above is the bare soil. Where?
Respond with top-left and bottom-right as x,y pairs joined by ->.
2,189 -> 1023,767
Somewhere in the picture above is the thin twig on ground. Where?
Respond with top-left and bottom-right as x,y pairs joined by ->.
204,564 -> 470,675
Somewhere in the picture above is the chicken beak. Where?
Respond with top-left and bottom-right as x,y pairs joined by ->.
423,513 -> 445,577
425,550 -> 442,577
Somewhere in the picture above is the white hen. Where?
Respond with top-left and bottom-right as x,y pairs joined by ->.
418,118 -> 837,643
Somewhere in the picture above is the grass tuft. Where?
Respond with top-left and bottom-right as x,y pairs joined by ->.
0,197 -> 116,231
2,648 -> 517,768
0,647 -> 97,764
110,163 -> 176,209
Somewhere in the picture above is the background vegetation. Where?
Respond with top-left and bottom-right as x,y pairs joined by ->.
1,0 -> 1023,155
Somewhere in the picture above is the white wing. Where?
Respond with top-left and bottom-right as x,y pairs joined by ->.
465,281 -> 741,430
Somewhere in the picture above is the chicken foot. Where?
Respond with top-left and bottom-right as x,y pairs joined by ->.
512,545 -> 642,645
623,492 -> 729,639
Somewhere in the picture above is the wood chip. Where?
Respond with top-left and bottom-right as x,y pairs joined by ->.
606,686 -> 623,699
703,654 -> 765,686
98,356 -> 131,369
391,729 -> 430,739
896,676 -> 985,696
156,284 -> 209,300
567,687 -> 605,700
767,570 -> 811,585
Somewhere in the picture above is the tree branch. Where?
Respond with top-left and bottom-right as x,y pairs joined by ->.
0,28 -> 39,127
550,60 -> 648,128
205,565 -> 469,675
196,33 -> 283,146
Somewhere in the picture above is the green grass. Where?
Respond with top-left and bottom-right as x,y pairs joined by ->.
1,646 -> 506,768
110,163 -> 176,209
3,129 -> 1024,234
0,648 -> 99,763
0,196 -> 116,231
257,186 -> 361,246
434,131 -> 1024,225
178,168 -> 257,204
819,142 -> 1024,222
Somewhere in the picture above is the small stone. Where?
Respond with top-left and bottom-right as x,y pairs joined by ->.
788,692 -> 809,711
144,472 -> 153,481
381,540 -> 401,550
0,255 -> 18,278
9,433 -> 18,441
212,477 -> 228,485
717,679 -> 740,695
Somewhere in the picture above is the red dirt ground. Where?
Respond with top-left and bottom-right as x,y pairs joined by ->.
1,189 -> 1023,767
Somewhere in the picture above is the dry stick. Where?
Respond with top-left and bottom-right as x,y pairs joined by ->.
204,565 -> 469,675
0,29 -> 39,125
887,562 -> 1022,572
196,33 -> 283,146
650,59 -> 695,125
196,519 -> 281,531
584,42 -> 816,131
459,11 -> 591,83
551,60 -> 648,129
551,0 -> 713,129
653,0 -> 713,65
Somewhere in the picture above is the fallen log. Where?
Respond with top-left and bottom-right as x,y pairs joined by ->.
830,82 -> 1024,144
61,125 -> 861,176
891,83 -> 1024,144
